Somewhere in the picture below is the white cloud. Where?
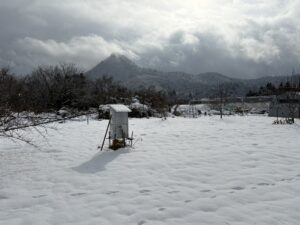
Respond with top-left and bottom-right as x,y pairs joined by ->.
239,37 -> 280,64
0,0 -> 299,77
15,35 -> 137,71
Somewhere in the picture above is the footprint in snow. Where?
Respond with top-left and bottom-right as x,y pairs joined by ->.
257,182 -> 272,186
232,186 -> 244,190
201,189 -> 211,193
0,195 -> 8,200
138,220 -> 146,225
32,194 -> 47,198
139,190 -> 151,194
280,178 -> 293,182
158,207 -> 166,211
106,191 -> 119,195
70,192 -> 87,197
184,200 -> 192,203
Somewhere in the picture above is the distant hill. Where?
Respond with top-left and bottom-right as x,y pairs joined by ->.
86,54 -> 300,98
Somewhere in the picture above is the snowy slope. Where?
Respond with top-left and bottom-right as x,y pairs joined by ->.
1,116 -> 300,225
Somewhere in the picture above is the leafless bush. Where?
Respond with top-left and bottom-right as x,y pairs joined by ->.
0,108 -> 57,146
217,83 -> 229,119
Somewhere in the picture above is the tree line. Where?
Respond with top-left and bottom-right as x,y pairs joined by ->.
0,64 -> 172,114
246,78 -> 300,97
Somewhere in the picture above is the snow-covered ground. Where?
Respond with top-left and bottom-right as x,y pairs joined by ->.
1,116 -> 300,225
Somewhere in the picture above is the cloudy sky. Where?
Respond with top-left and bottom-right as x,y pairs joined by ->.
0,0 -> 300,78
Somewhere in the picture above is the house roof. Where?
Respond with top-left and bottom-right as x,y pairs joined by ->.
109,104 -> 131,113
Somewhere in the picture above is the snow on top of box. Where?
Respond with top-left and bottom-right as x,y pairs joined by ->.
109,104 -> 131,113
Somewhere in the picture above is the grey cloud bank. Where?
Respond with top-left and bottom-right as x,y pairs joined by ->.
0,0 -> 299,78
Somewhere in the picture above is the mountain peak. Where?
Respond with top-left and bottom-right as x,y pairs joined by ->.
103,53 -> 136,66
86,53 -> 140,81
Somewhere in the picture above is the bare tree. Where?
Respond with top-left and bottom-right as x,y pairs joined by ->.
273,75 -> 300,124
0,67 -> 57,145
21,63 -> 87,112
285,77 -> 300,124
217,83 -> 228,119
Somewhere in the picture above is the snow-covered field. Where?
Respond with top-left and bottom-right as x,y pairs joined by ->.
1,116 -> 300,225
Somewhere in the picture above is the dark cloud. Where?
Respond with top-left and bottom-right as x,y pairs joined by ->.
0,0 -> 299,78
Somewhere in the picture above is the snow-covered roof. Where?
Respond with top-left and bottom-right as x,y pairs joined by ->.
130,102 -> 149,110
109,104 -> 131,113
99,104 -> 110,111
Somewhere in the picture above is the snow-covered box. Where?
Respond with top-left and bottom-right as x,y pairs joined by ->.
109,104 -> 131,139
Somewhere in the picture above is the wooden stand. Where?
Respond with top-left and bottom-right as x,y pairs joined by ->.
100,117 -> 111,151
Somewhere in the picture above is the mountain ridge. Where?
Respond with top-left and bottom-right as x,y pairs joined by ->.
86,54 -> 300,97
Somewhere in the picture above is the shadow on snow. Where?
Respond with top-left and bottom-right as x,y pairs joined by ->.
73,148 -> 131,174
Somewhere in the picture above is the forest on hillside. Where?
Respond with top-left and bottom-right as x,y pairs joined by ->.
0,64 -> 176,114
